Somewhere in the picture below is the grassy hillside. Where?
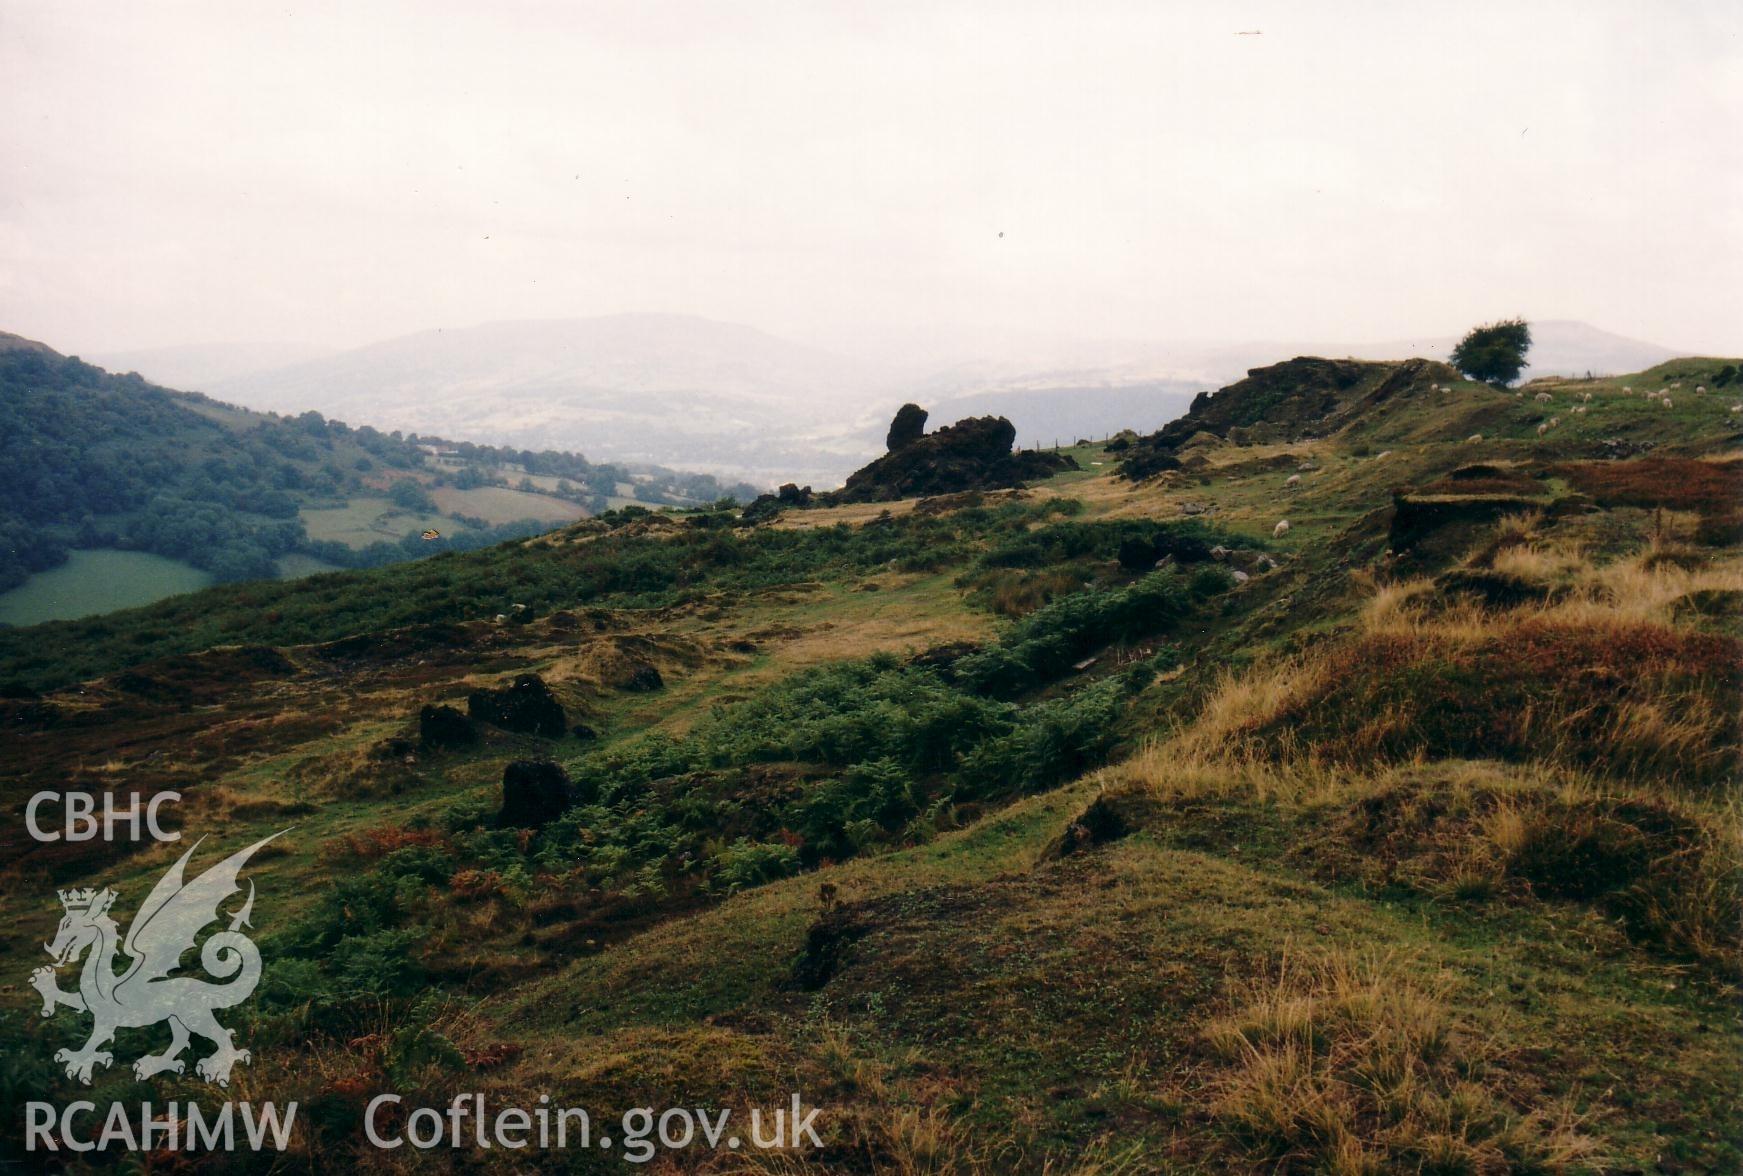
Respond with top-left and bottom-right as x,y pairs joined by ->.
0,335 -> 759,619
0,355 -> 1738,1172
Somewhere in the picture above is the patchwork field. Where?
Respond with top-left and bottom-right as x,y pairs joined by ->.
0,549 -> 212,626
299,497 -> 454,549
431,484 -> 588,525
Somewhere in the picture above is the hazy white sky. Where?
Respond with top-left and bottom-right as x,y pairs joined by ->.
2,0 -> 1738,355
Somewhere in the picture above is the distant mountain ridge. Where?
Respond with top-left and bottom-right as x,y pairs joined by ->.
207,314 -> 876,486
179,315 -> 1694,488
90,340 -> 336,390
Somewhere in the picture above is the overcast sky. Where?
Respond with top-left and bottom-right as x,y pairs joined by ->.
2,0 -> 1738,356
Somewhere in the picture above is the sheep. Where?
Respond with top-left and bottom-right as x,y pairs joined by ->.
1466,433 -> 1483,443
1536,422 -> 1549,435
1662,397 -> 1673,409
1573,405 -> 1587,414
1621,385 -> 1632,392
1730,403 -> 1742,413
1581,392 -> 1593,402
1548,416 -> 1560,427
1273,520 -> 1291,538
1695,385 -> 1707,394
1671,382 -> 1682,389
1285,473 -> 1302,487
1533,391 -> 1554,403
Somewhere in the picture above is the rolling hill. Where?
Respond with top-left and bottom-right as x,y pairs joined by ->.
1,349 -> 1737,1170
207,314 -> 880,488
0,334 -> 758,624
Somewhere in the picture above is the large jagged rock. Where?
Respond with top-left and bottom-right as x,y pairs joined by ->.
419,703 -> 478,749
467,673 -> 566,737
499,759 -> 573,828
830,410 -> 1076,504
886,403 -> 929,450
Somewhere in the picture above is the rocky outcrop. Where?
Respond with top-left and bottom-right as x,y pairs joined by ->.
1120,357 -> 1460,480
830,410 -> 1076,504
499,759 -> 573,828
467,673 -> 566,737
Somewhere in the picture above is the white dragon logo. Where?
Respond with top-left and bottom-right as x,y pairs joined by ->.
28,832 -> 284,1087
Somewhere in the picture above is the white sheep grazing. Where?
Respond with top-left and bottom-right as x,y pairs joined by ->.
1536,422 -> 1549,435
1695,385 -> 1707,394
1730,404 -> 1742,413
1466,433 -> 1483,443
1622,385 -> 1632,392
1671,382 -> 1682,389
1273,520 -> 1291,539
1573,406 -> 1587,414
1662,397 -> 1673,409
1285,473 -> 1301,487
1582,392 -> 1593,402
1533,391 -> 1553,403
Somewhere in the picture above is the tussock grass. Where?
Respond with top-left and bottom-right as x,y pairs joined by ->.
1115,746 -> 1743,973
1173,536 -> 1742,789
1202,949 -> 1599,1173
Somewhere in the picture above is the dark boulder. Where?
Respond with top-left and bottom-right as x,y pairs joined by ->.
1117,530 -> 1213,571
468,673 -> 566,738
499,759 -> 573,829
620,663 -> 663,692
1117,537 -> 1158,571
776,482 -> 814,505
789,907 -> 871,991
571,723 -> 599,741
886,403 -> 929,450
1155,532 -> 1213,564
419,703 -> 478,749
738,493 -> 785,526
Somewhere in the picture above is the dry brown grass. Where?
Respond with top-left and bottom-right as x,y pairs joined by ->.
1201,949 -> 1599,1173
1172,529 -> 1743,790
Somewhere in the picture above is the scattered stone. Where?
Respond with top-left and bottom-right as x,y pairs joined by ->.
499,759 -> 573,829
419,703 -> 478,750
468,673 -> 566,738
